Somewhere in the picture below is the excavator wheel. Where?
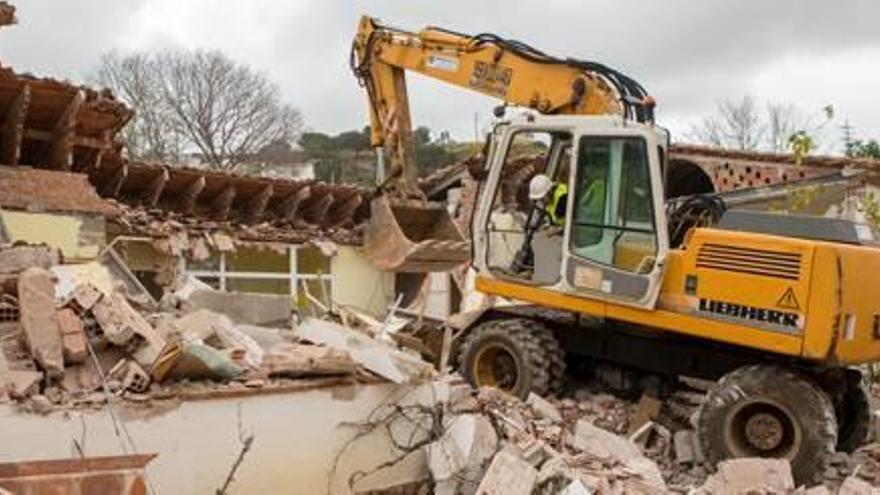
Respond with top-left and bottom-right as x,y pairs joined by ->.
698,365 -> 837,486
836,377 -> 871,453
457,318 -> 565,399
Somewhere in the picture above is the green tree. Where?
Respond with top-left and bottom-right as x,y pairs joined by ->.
850,139 -> 880,159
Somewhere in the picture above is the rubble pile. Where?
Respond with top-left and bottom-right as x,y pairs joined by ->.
0,244 -> 413,413
348,374 -> 880,494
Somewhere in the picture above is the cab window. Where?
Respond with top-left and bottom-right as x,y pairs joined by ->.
569,136 -> 657,274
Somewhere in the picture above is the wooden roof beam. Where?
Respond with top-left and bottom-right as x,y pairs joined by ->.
142,169 -> 169,207
274,186 -> 311,223
244,184 -> 274,224
178,176 -> 206,215
100,163 -> 128,198
328,194 -> 363,228
1,83 -> 30,166
48,90 -> 85,170
210,184 -> 237,220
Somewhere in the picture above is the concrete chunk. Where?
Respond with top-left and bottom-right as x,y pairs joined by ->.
71,283 -> 103,311
838,475 -> 880,495
351,447 -> 429,494
0,245 -> 59,274
572,420 -> 665,490
475,451 -> 537,495
428,413 -> 498,482
176,309 -> 263,369
527,392 -> 562,422
56,308 -> 87,364
262,343 -> 356,378
92,292 -> 166,367
2,370 -> 43,399
697,458 -> 794,494
673,429 -> 700,465
185,289 -> 292,327
297,318 -> 434,384
17,268 -> 63,378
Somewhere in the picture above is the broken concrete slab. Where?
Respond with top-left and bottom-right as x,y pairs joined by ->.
475,450 -> 537,495
91,292 -> 166,368
166,342 -> 244,381
71,283 -> 102,311
184,289 -> 291,327
56,308 -> 87,364
296,318 -> 434,384
262,343 -> 356,378
838,475 -> 880,495
428,413 -> 498,482
572,419 -> 665,490
0,245 -> 59,274
351,447 -> 430,494
175,309 -> 263,369
696,458 -> 794,494
559,479 -> 592,495
1,370 -> 42,399
527,392 -> 562,423
17,267 -> 64,378
672,429 -> 701,465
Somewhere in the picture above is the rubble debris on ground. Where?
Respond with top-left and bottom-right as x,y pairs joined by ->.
338,371 -> 880,495
0,241 -> 434,416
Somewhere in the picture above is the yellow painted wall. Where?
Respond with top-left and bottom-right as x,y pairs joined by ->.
332,246 -> 393,316
1,210 -> 104,261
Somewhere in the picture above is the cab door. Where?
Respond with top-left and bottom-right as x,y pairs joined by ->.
562,127 -> 669,308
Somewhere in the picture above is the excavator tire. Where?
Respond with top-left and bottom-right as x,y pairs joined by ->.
836,378 -> 871,453
697,365 -> 837,486
457,318 -> 565,399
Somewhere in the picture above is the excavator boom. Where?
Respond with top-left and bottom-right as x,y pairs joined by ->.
350,16 -> 654,272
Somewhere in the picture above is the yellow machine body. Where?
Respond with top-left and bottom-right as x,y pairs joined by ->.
476,227 -> 880,365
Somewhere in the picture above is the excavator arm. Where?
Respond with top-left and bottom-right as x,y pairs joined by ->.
350,15 -> 656,273
351,15 -> 655,181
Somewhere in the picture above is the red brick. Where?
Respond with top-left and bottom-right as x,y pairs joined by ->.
80,472 -> 127,495
56,308 -> 87,364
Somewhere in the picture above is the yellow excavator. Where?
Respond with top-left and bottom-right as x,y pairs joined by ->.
351,16 -> 880,484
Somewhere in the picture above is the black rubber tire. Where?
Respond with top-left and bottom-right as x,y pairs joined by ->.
836,377 -> 871,453
457,318 -> 565,399
697,365 -> 837,486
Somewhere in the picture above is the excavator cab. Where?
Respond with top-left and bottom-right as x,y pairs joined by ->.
472,114 -> 670,309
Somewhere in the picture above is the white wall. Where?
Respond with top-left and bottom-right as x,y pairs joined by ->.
332,246 -> 393,316
0,382 -> 432,494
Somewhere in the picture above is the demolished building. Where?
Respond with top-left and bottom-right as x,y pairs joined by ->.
1,2 -> 880,493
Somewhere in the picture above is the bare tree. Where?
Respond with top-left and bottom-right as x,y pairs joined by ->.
94,52 -> 184,162
94,49 -> 303,171
689,97 -> 831,154
688,96 -> 765,151
765,103 -> 807,153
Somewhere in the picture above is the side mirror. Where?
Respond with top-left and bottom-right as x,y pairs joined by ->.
528,174 -> 553,201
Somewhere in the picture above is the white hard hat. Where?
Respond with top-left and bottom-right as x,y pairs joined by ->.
528,174 -> 553,200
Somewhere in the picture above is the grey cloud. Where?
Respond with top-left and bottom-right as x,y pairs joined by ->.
1,1 -> 879,143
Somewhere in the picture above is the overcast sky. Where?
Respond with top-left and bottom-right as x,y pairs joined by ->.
3,1 -> 880,151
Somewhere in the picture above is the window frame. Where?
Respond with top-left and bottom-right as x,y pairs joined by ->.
567,134 -> 659,269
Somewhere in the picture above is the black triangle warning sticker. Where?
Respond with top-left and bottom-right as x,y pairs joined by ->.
777,287 -> 800,310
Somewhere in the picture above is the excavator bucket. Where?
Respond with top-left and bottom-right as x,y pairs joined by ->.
363,195 -> 470,272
